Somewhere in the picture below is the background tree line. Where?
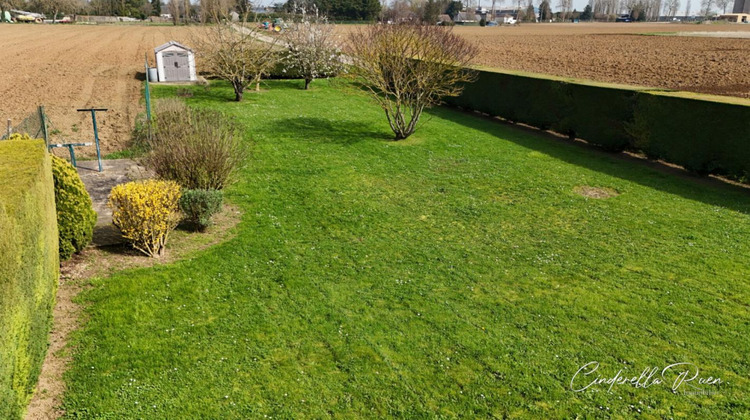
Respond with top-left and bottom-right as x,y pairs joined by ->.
279,0 -> 381,21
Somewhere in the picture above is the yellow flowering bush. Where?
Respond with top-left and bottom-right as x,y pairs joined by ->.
108,179 -> 182,258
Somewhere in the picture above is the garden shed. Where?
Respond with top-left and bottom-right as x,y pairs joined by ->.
154,41 -> 197,83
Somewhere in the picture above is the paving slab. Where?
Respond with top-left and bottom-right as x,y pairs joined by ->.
75,159 -> 151,247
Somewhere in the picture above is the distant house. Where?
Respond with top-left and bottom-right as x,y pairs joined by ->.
493,8 -> 519,18
437,14 -> 452,24
454,11 -> 479,23
498,13 -> 517,24
718,13 -> 749,22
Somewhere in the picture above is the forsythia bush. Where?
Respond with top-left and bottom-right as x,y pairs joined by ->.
8,133 -> 34,141
108,180 -> 181,258
52,155 -> 97,260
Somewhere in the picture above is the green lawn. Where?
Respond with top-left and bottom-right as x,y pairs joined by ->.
62,79 -> 750,418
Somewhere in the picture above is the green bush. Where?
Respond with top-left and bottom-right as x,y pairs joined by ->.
144,99 -> 248,190
179,189 -> 224,231
51,155 -> 97,260
0,140 -> 58,420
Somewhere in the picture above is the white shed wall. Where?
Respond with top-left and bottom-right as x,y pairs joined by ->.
155,44 -> 197,82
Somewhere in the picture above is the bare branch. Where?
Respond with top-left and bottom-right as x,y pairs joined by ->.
348,23 -> 477,140
193,23 -> 280,101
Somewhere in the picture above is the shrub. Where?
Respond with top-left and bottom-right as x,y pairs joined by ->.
8,133 -> 33,141
0,140 -> 57,420
108,180 -> 182,258
179,189 -> 224,231
51,155 -> 97,260
348,24 -> 478,140
144,99 -> 248,190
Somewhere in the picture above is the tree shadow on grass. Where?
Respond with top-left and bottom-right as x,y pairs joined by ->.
431,106 -> 750,215
271,117 -> 392,145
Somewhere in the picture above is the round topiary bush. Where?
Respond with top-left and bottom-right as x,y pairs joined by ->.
51,155 -> 96,260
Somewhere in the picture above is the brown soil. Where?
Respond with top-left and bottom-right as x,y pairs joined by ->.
574,185 -> 620,198
340,22 -> 750,98
0,24 -> 194,156
23,204 -> 242,420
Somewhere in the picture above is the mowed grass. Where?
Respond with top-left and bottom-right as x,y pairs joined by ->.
63,79 -> 750,418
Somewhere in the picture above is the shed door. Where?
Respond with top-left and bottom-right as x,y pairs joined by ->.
162,52 -> 190,81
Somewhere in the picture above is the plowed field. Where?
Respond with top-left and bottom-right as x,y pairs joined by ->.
0,24 -> 193,155
454,23 -> 750,98
340,23 -> 750,98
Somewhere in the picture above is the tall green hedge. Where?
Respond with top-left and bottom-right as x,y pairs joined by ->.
0,140 -> 59,419
446,67 -> 750,180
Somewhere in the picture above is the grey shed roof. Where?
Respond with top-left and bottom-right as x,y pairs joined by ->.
154,41 -> 193,53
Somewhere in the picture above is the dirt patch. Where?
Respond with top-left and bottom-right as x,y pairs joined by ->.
24,204 -> 242,420
574,185 -> 620,199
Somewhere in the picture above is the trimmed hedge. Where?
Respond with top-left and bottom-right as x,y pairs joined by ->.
446,67 -> 750,180
0,140 -> 58,420
628,92 -> 750,176
52,155 -> 97,260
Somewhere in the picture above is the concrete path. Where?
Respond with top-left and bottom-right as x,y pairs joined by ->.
75,159 -> 151,246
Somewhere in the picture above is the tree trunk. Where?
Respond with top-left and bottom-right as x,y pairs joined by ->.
233,82 -> 244,101
304,78 -> 312,90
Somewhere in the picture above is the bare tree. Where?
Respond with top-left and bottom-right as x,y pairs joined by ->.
28,0 -> 81,20
348,24 -> 477,140
194,23 -> 279,101
168,0 -> 180,24
684,0 -> 691,15
282,5 -> 345,90
557,0 -> 573,19
664,0 -> 679,16
200,0 -> 235,22
714,0 -> 729,12
184,0 -> 191,23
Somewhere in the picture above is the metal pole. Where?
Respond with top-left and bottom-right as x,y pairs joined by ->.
39,106 -> 49,145
144,52 -> 152,122
90,110 -> 102,172
67,145 -> 77,167
77,108 -> 107,172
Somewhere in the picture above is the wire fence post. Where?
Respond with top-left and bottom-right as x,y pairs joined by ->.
39,106 -> 49,146
145,53 -> 153,143
144,53 -> 152,122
